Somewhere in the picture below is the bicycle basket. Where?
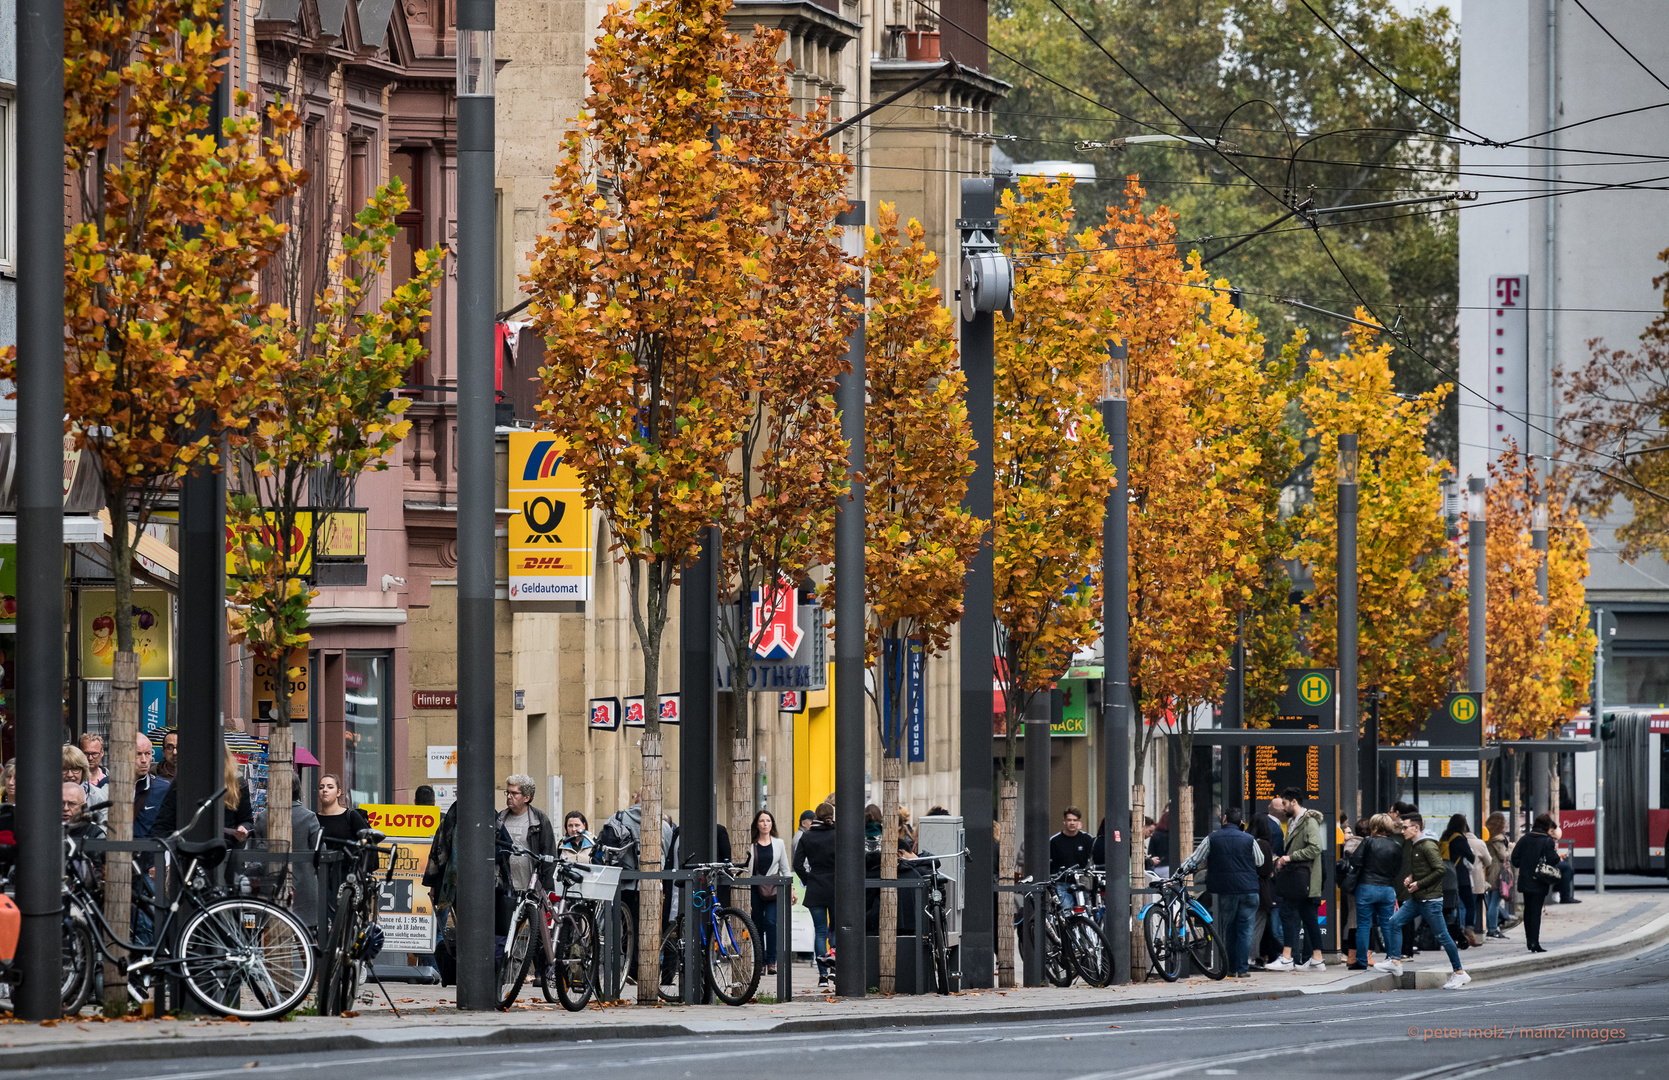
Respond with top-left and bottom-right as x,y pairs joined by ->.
224,839 -> 293,904
553,862 -> 620,901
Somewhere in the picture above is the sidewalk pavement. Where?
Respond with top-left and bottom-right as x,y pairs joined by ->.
2,889 -> 1663,1068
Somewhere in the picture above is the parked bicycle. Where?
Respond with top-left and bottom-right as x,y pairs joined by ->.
1050,866 -> 1113,987
0,836 -> 99,1014
495,843 -> 629,1010
73,787 -> 315,1019
1140,870 -> 1226,982
899,849 -> 966,995
316,828 -> 393,1015
656,860 -> 760,1005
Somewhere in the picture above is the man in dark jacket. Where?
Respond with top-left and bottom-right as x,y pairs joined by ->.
498,773 -> 558,891
1178,807 -> 1263,978
1381,813 -> 1469,988
793,802 -> 838,990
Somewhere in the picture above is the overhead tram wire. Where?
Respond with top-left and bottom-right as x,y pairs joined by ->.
1295,0 -> 1492,145
1571,0 -> 1669,95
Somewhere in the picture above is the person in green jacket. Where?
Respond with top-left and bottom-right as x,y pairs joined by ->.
1267,788 -> 1326,971
1376,813 -> 1470,988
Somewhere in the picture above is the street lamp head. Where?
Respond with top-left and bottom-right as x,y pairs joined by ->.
1466,477 -> 1486,520
1103,338 -> 1128,402
1532,494 -> 1548,532
1336,433 -> 1358,486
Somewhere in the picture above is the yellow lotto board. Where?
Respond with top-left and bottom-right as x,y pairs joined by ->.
507,432 -> 592,602
360,804 -> 442,952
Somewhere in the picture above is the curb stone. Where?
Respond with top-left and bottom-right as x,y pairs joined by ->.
0,908 -> 1663,1070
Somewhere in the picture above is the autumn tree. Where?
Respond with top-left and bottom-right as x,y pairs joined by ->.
1102,179 -> 1296,883
1295,320 -> 1459,746
861,205 -> 981,993
45,0 -> 300,1009
526,0 -> 852,1000
987,175 -> 1117,982
713,36 -> 857,855
228,182 -> 444,852
1559,244 -> 1669,560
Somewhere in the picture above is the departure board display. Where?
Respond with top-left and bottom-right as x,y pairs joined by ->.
1248,715 -> 1322,805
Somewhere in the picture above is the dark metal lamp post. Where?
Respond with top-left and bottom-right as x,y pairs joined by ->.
1099,339 -> 1130,984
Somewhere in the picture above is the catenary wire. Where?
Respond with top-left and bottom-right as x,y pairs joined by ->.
1571,0 -> 1669,95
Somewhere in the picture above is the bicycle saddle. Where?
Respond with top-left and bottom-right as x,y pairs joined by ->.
175,836 -> 229,867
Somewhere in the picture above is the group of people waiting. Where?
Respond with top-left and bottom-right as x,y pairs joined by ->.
1175,789 -> 1576,991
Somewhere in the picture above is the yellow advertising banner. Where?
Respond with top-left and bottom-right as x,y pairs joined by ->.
254,648 -> 310,721
360,804 -> 442,952
225,511 -> 367,577
507,431 -> 592,602
80,588 -> 173,679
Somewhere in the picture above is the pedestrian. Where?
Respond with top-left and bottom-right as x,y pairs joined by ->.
1440,814 -> 1482,947
413,785 -> 436,806
746,810 -> 788,976
1247,811 -> 1278,970
498,774 -> 558,892
1511,812 -> 1562,952
1177,807 -> 1262,979
896,806 -> 916,855
148,745 -> 252,845
1,759 -> 14,804
1341,817 -> 1367,966
1549,822 -> 1579,904
1484,812 -> 1510,939
793,801 -> 837,990
78,734 -> 107,788
1463,819 -> 1492,939
559,810 -> 595,862
1378,812 -> 1470,988
864,803 -> 883,855
151,730 -> 178,782
598,789 -> 676,972
62,744 -> 91,793
1148,805 -> 1171,877
1350,814 -> 1404,971
1268,788 -> 1325,971
287,772 -> 323,933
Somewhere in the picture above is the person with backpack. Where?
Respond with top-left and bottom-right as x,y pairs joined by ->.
596,790 -> 676,975
1378,812 -> 1470,988
1511,813 -> 1563,952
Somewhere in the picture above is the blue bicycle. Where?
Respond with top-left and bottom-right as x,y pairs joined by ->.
1139,870 -> 1226,981
655,860 -> 761,1005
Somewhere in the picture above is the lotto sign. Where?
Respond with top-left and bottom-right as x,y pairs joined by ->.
360,805 -> 441,952
508,432 -> 593,602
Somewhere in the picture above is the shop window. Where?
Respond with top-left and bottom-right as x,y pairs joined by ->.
344,652 -> 390,805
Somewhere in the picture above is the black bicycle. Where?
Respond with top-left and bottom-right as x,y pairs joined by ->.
316,828 -> 393,1015
1051,866 -> 1113,987
899,850 -> 965,995
74,787 -> 315,1019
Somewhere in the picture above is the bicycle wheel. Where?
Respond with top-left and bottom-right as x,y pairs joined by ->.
60,914 -> 96,1014
928,910 -> 952,995
1142,906 -> 1178,982
318,882 -> 359,1015
1183,906 -> 1227,980
498,901 -> 536,1008
704,907 -> 761,1006
548,909 -> 596,1011
178,899 -> 315,1020
656,917 -> 683,1002
1066,916 -> 1113,988
1043,914 -> 1074,987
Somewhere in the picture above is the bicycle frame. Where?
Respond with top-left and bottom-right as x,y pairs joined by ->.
76,849 -> 224,985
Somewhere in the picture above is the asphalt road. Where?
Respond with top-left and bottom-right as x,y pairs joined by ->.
35,941 -> 1669,1080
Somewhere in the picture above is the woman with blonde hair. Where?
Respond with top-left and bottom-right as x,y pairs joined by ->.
62,744 -> 92,790
1346,813 -> 1406,969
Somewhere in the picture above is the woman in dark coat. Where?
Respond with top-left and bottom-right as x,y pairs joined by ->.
1510,813 -> 1562,952
793,802 -> 838,990
1248,812 -> 1278,968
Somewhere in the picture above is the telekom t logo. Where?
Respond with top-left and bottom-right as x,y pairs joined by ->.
1494,277 -> 1522,306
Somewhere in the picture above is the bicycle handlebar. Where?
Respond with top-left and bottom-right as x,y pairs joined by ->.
166,786 -> 229,846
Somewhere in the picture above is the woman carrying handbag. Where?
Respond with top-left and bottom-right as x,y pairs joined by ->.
1510,813 -> 1564,952
748,810 -> 790,976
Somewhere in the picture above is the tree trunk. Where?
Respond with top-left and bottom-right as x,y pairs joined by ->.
1129,783 -> 1147,982
878,753 -> 900,993
731,716 -> 752,871
638,729 -> 664,1004
103,651 -> 140,1012
267,717 -> 294,851
1177,784 -> 1195,889
996,777 -> 1018,987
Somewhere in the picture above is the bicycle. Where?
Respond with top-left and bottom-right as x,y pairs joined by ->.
1049,866 -> 1113,987
0,837 -> 100,1014
1014,873 -> 1074,987
899,849 -> 966,995
655,860 -> 761,1006
1139,870 -> 1226,982
316,828 -> 394,1015
72,787 -> 315,1019
584,840 -> 637,1001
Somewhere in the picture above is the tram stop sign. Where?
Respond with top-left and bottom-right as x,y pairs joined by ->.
1423,691 -> 1484,747
1279,668 -> 1339,728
